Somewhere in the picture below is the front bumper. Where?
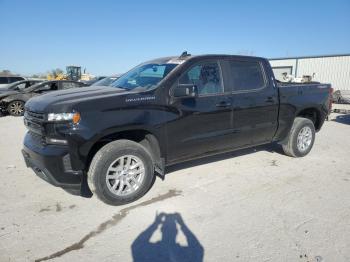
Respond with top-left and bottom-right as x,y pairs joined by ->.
0,102 -> 7,114
22,133 -> 83,196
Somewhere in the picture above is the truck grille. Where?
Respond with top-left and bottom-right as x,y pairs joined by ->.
24,110 -> 46,144
25,110 -> 45,121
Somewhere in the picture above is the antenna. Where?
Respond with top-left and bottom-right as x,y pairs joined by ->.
179,51 -> 191,58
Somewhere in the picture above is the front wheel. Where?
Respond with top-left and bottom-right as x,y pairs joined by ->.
7,100 -> 25,116
282,117 -> 315,157
87,140 -> 155,205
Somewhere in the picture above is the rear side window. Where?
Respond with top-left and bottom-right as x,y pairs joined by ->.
0,77 -> 8,84
229,60 -> 265,91
9,77 -> 24,83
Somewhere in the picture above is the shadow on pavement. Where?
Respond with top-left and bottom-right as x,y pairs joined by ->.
332,114 -> 350,125
131,212 -> 204,262
166,142 -> 283,174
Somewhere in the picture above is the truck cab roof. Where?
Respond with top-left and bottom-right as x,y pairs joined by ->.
145,54 -> 267,65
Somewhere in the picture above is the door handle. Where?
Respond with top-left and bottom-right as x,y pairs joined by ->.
216,101 -> 232,108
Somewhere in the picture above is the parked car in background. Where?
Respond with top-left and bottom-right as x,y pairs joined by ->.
332,90 -> 350,104
91,75 -> 120,86
0,80 -> 44,93
81,76 -> 106,86
0,76 -> 26,87
0,80 -> 87,116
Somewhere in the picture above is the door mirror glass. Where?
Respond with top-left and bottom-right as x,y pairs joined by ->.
173,84 -> 197,97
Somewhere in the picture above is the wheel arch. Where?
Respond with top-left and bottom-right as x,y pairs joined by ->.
85,129 -> 164,176
296,107 -> 322,130
2,97 -> 21,105
4,98 -> 26,116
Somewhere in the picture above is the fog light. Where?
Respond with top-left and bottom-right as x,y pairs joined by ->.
46,137 -> 68,145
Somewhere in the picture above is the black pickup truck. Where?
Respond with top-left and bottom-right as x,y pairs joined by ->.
22,53 -> 332,205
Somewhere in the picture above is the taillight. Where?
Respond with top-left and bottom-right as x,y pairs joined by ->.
329,87 -> 333,113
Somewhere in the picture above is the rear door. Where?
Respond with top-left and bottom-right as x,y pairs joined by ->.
224,58 -> 279,147
166,59 -> 234,163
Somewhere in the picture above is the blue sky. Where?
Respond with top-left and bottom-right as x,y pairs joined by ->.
0,0 -> 349,76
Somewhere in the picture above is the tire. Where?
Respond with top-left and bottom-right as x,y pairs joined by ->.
7,100 -> 25,116
87,139 -> 155,205
282,117 -> 315,157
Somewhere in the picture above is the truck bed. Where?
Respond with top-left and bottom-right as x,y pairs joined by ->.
274,82 -> 332,141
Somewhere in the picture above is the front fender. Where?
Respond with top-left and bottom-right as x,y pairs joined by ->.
2,94 -> 29,104
84,124 -> 162,151
66,108 -> 167,171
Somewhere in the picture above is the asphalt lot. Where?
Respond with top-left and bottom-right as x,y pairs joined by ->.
0,113 -> 349,262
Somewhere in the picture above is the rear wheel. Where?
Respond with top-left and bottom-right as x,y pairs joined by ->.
7,100 -> 25,116
87,140 -> 155,205
282,117 -> 315,157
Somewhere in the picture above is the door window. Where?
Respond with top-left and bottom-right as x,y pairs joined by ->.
9,77 -> 24,83
15,83 -> 26,90
228,60 -> 265,91
36,82 -> 58,92
61,82 -> 79,89
179,62 -> 223,95
28,81 -> 39,88
47,82 -> 58,90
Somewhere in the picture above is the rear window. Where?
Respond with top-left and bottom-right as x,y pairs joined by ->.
228,60 -> 265,91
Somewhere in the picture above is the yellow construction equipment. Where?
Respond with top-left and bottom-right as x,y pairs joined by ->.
47,66 -> 92,81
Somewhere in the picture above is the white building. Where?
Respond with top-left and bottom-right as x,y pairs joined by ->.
269,54 -> 350,91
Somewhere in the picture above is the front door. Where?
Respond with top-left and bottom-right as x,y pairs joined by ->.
166,60 -> 233,163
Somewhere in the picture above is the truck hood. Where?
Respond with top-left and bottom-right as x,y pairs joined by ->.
25,86 -> 130,113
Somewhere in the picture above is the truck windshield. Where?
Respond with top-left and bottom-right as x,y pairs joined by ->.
111,63 -> 178,90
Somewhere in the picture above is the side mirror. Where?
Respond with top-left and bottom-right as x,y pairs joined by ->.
173,84 -> 197,98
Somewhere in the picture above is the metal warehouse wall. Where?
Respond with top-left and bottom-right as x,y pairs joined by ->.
269,59 -> 297,76
269,55 -> 350,91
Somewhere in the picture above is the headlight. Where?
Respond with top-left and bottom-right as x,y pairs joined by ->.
47,112 -> 81,124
